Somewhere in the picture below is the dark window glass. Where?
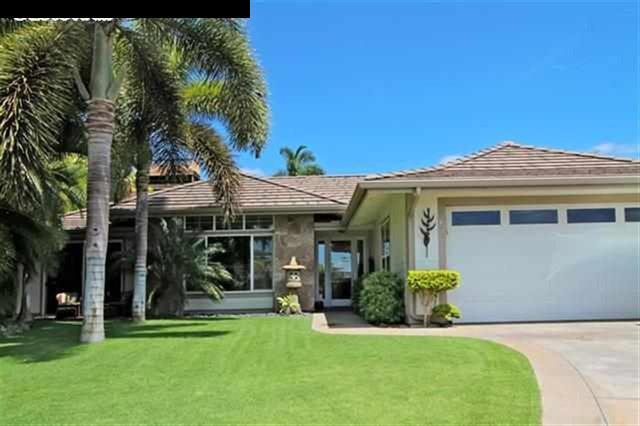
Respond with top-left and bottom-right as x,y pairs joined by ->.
317,241 -> 326,300
567,208 -> 615,224
207,236 -> 250,291
245,215 -> 273,230
509,209 -> 558,225
253,236 -> 273,290
185,239 -> 207,292
185,216 -> 213,231
215,215 -> 243,230
624,207 -> 640,222
452,211 -> 501,226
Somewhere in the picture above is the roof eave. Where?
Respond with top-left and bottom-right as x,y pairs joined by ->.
341,174 -> 640,227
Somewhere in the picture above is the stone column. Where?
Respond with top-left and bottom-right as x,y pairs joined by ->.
273,215 -> 316,311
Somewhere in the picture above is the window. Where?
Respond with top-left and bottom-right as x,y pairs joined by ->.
253,236 -> 273,290
452,210 -> 501,226
185,216 -> 213,231
380,218 -> 391,271
215,215 -> 243,230
245,215 -> 274,230
567,208 -> 615,224
205,235 -> 273,292
624,207 -> 640,223
509,209 -> 558,225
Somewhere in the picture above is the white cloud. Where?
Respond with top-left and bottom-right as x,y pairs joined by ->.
240,167 -> 266,177
439,154 -> 462,165
591,142 -> 639,158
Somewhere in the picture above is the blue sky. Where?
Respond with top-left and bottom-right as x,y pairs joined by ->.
234,1 -> 638,176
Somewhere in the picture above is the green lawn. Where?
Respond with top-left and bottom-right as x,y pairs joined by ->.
0,316 -> 540,425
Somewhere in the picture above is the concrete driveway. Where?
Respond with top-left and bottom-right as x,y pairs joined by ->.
458,322 -> 640,426
314,314 -> 640,425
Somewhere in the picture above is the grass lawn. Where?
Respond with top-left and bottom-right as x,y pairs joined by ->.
1,316 -> 540,425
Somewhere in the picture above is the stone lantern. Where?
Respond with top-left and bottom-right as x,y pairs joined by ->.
282,256 -> 305,313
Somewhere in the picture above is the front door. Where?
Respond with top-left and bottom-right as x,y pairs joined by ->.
317,238 -> 365,307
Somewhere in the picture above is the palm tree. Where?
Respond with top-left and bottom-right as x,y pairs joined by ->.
113,218 -> 233,317
275,145 -> 325,176
117,37 -> 268,321
0,19 -> 267,342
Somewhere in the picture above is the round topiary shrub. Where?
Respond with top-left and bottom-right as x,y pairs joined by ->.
358,271 -> 404,325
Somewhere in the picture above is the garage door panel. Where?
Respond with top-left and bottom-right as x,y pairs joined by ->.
446,205 -> 640,323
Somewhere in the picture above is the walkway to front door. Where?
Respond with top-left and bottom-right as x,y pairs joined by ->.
316,237 -> 365,308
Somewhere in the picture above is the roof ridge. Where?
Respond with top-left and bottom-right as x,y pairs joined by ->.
366,142 -> 514,180
269,173 -> 367,178
240,172 -> 346,205
508,142 -> 639,163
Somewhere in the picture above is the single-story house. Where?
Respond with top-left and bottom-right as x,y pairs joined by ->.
27,142 -> 640,323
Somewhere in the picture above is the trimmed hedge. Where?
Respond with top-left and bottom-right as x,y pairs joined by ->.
358,271 -> 404,325
407,270 -> 461,293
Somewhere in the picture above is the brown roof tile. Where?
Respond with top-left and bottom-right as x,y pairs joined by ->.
268,175 -> 364,204
366,142 -> 640,180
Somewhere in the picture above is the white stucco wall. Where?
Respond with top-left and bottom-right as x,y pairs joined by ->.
410,185 -> 640,319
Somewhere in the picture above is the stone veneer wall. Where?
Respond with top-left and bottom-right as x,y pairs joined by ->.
273,215 -> 316,311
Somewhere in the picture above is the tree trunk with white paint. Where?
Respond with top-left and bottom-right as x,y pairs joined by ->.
80,23 -> 117,343
132,147 -> 151,321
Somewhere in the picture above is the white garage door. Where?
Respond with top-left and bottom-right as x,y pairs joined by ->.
446,204 -> 640,323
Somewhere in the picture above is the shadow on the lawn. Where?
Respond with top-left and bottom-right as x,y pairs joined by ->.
0,319 -> 231,364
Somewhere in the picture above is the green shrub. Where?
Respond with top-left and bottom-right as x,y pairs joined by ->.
432,303 -> 461,321
277,294 -> 301,315
358,272 -> 404,325
407,270 -> 461,293
351,275 -> 365,315
407,270 -> 461,326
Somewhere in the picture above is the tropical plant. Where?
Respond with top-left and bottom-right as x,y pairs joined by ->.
407,270 -> 461,327
138,218 -> 232,316
0,18 -> 267,342
275,145 -> 325,176
277,294 -> 301,315
358,271 -> 405,325
431,303 -> 461,322
117,37 -> 268,322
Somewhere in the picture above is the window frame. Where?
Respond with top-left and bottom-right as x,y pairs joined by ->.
184,214 -> 275,232
566,208 -> 616,224
509,209 -> 559,225
451,210 -> 501,226
624,207 -> 640,223
380,217 -> 391,272
189,232 -> 274,294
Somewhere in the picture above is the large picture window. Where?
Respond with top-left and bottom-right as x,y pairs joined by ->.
380,218 -> 391,272
205,235 -> 273,292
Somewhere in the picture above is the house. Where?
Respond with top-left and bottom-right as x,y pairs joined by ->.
28,142 -> 640,323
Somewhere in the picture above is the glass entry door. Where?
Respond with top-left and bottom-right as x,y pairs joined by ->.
317,238 -> 365,307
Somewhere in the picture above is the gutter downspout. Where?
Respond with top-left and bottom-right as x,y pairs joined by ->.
404,187 -> 420,324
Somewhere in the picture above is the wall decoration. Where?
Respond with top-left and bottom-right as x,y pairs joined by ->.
420,208 -> 436,257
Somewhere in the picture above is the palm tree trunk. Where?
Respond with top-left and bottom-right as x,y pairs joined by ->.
80,23 -> 116,344
12,263 -> 24,320
132,147 -> 151,321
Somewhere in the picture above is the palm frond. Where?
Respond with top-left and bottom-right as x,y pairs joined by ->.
185,122 -> 240,218
0,22 -> 89,208
139,19 -> 269,153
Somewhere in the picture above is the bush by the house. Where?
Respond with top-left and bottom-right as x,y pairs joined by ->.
407,270 -> 461,327
277,294 -> 301,315
358,271 -> 404,325
431,303 -> 461,324
351,275 -> 365,315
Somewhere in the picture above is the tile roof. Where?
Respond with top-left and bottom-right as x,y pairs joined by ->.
366,142 -> 640,181
268,175 -> 364,204
62,173 -> 352,230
